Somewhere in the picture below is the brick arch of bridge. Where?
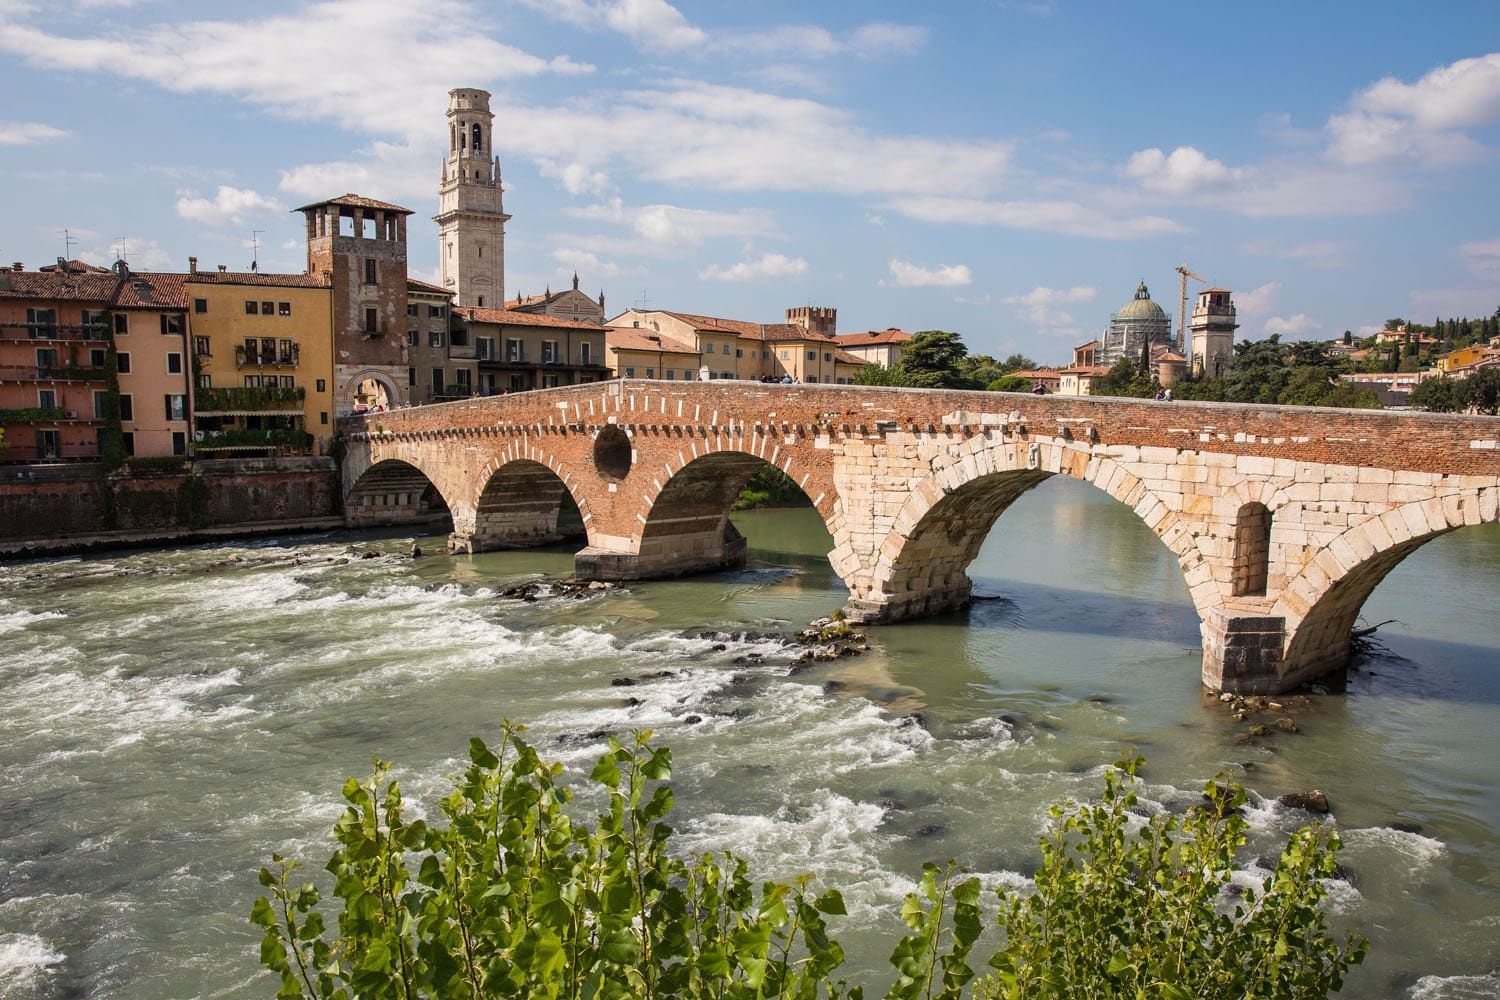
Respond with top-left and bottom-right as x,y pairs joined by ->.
1270,487 -> 1500,688
612,436 -> 840,578
847,437 -> 1209,624
457,449 -> 597,553
343,454 -> 458,528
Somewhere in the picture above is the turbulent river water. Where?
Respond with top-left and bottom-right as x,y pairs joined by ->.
2,477 -> 1498,998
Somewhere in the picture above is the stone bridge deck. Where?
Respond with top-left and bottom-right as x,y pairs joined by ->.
341,380 -> 1500,694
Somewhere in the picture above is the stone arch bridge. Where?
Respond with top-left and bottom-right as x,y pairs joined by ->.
341,381 -> 1500,695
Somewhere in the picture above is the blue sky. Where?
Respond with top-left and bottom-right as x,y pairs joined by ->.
3,0 -> 1499,364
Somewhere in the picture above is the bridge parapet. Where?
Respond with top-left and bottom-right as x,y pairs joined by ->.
341,381 -> 1500,694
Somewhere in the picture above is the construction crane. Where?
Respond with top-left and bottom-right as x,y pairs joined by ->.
1175,263 -> 1208,353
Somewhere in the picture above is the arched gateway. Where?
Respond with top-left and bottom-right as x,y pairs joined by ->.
342,382 -> 1500,695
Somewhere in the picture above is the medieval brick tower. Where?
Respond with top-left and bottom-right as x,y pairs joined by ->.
1190,288 -> 1238,379
435,88 -> 509,308
300,194 -> 412,415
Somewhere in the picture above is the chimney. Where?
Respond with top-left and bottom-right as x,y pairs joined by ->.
218,264 -> 227,274
11,262 -> 21,272
188,256 -> 198,274
57,257 -> 67,269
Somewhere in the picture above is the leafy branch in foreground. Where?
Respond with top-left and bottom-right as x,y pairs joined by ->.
253,729 -> 1366,998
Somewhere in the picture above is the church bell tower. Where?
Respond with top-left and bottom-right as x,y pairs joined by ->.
435,88 -> 509,308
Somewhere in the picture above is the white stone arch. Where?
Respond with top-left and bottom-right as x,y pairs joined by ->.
344,367 -> 403,413
464,443 -> 597,549
1272,487 -> 1499,682
856,436 -> 1213,622
342,447 -> 458,527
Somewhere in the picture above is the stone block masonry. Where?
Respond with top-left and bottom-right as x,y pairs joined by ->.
342,381 -> 1500,695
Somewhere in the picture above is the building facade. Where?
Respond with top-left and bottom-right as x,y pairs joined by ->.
509,274 -> 605,325
435,88 -> 508,309
1189,288 -> 1237,379
605,327 -> 703,380
609,306 -> 865,384
109,268 -> 191,457
831,328 -> 912,368
455,307 -> 608,393
405,279 -> 461,405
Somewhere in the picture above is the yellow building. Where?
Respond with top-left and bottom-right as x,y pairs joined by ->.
605,327 -> 702,380
608,305 -> 866,383
1437,344 -> 1495,375
109,269 -> 192,458
183,266 -> 336,455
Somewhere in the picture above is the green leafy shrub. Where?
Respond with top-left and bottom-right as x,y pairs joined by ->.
254,733 -> 1366,999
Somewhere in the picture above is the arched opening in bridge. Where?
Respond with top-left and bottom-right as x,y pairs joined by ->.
1278,506 -> 1500,687
592,426 -> 632,480
636,451 -> 828,579
1232,502 -> 1271,597
463,459 -> 586,552
346,459 -> 451,529
349,370 -> 399,414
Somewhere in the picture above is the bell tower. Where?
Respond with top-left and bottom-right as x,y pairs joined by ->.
1190,289 -> 1238,379
435,88 -> 509,308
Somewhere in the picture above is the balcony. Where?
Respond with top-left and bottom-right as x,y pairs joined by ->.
194,385 -> 306,414
1,322 -> 111,342
235,344 -> 300,369
193,427 -> 313,455
0,365 -> 111,382
0,407 -> 68,424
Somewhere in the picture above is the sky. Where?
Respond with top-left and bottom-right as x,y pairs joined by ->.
2,0 -> 1499,364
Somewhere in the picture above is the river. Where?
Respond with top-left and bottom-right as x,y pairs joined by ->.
1,477 -> 1497,998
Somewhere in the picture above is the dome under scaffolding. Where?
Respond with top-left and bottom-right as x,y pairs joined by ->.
1098,281 -> 1174,367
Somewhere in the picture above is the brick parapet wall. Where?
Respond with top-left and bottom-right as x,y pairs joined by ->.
344,381 -> 1500,478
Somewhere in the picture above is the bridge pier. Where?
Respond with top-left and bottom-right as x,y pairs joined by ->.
575,521 -> 747,581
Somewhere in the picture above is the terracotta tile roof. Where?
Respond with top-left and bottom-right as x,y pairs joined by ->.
660,310 -> 763,338
1059,365 -> 1112,375
184,270 -> 327,288
293,193 -> 414,215
111,272 -> 190,310
0,270 -> 120,301
1073,338 -> 1100,350
406,277 -> 452,296
507,291 -> 559,308
1008,369 -> 1062,380
39,259 -> 111,274
833,328 -> 912,346
453,306 -> 603,331
753,323 -> 836,344
606,327 -> 700,355
831,348 -> 868,365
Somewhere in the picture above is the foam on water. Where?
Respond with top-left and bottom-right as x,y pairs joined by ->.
1408,973 -> 1500,999
1343,826 -> 1447,868
0,608 -> 65,636
0,933 -> 64,990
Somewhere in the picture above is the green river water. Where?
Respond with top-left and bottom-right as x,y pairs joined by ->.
1,477 -> 1498,998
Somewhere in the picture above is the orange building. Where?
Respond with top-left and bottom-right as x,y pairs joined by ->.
109,267 -> 192,457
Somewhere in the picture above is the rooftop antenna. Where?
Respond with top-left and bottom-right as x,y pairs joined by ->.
250,230 -> 265,272
634,289 -> 651,310
57,228 -> 77,261
114,236 -> 130,264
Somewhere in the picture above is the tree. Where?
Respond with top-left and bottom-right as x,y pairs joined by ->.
254,734 -> 1367,999
854,363 -> 914,387
986,374 -> 1032,393
1467,366 -> 1500,414
999,353 -> 1037,374
892,330 -> 975,389
1409,375 -> 1465,413
1384,317 -> 1406,331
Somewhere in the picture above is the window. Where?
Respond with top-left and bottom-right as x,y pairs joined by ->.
429,330 -> 445,348
115,351 -> 131,373
579,342 -> 592,365
261,301 -> 274,316
167,352 -> 183,374
121,432 -> 135,456
505,338 -> 523,362
172,431 -> 186,456
454,369 -> 471,390
644,368 -> 655,379
762,350 -> 770,359
824,352 -> 832,362
245,300 -> 258,315
477,245 -> 483,258
408,330 -> 419,346
36,429 -> 60,458
278,376 -> 293,389
261,338 -> 276,363
428,305 -> 445,318
194,298 -> 207,314
118,395 -> 134,421
161,314 -> 184,335
364,308 -> 379,333
624,367 -> 635,378
806,350 -> 816,361
38,389 -> 56,410
83,309 -> 109,334
193,336 -> 211,356
164,394 -> 186,421
450,329 -> 469,348
93,391 -> 110,419
541,340 -> 558,363
278,340 -> 295,364
735,348 -> 743,358
408,367 -> 417,387
477,337 -> 495,361
25,307 -> 57,339
196,374 -> 212,388
35,348 -> 57,368
113,313 -> 128,335
407,303 -> 419,317
244,375 -> 262,388
477,295 -> 484,307
541,373 -> 559,388
90,348 -> 107,367
320,411 -> 329,425
278,302 -> 291,316
665,369 -> 675,380
363,258 -> 378,284
431,367 -> 444,391
779,349 -> 789,360
807,375 -> 819,383
316,379 -> 325,392
509,374 -> 529,392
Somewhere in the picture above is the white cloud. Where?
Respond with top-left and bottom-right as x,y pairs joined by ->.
79,237 -> 174,271
1242,239 -> 1353,269
541,160 -> 613,197
885,260 -> 972,288
0,121 -> 67,145
175,186 -> 285,226
1264,313 -> 1320,337
1460,238 -> 1500,279
566,197 -> 778,249
1235,281 -> 1281,317
894,197 -> 1185,239
1326,53 -> 1500,166
552,247 -> 626,277
1000,284 -> 1096,336
1121,146 -> 1246,194
699,252 -> 807,282
846,22 -> 929,58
